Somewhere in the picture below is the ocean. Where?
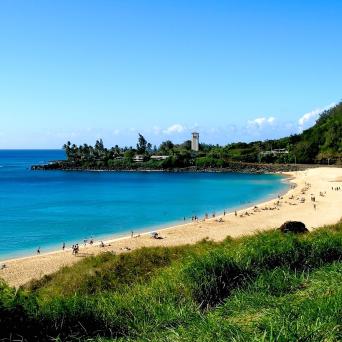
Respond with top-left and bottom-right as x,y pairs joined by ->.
0,150 -> 288,260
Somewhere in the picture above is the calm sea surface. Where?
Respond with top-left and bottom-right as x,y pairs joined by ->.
0,150 -> 288,260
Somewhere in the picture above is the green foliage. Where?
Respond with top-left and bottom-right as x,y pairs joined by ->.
27,247 -> 192,298
136,133 -> 150,154
160,154 -> 191,169
1,222 -> 342,340
59,103 -> 341,169
107,158 -> 134,170
202,103 -> 342,165
159,140 -> 174,154
195,156 -> 225,168
184,250 -> 250,307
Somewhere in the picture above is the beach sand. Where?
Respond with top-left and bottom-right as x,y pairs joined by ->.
1,167 -> 341,288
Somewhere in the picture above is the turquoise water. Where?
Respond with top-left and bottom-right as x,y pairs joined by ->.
0,150 -> 288,260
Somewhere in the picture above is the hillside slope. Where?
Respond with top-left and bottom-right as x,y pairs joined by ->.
1,222 -> 342,341
223,102 -> 342,164
288,102 -> 342,163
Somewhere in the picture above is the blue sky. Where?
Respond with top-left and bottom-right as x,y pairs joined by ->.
0,0 -> 341,148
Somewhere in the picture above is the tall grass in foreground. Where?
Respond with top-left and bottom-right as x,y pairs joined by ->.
0,222 -> 341,341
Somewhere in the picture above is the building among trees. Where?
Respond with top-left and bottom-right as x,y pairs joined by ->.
191,132 -> 199,151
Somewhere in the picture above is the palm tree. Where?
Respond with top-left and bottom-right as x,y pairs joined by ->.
62,141 -> 72,160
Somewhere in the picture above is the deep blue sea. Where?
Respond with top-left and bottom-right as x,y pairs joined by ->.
0,150 -> 288,260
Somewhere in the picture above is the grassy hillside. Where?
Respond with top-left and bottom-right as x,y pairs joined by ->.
219,102 -> 342,164
1,221 -> 342,341
280,102 -> 342,163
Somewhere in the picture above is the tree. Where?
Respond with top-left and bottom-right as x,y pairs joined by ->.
146,143 -> 153,155
94,139 -> 105,157
159,140 -> 174,154
62,141 -> 72,160
136,134 -> 148,154
124,149 -> 135,161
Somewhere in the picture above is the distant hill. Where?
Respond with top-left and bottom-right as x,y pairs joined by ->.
223,102 -> 342,164
291,102 -> 342,163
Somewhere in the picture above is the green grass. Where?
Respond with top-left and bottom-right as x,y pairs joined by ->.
1,222 -> 342,341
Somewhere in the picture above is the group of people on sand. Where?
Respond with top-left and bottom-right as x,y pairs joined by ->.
184,212 -> 220,222
61,237 -> 95,254
100,240 -> 112,247
72,244 -> 80,255
130,231 -> 141,238
186,207 -> 261,222
34,179 -> 334,258
151,232 -> 163,239
83,238 -> 94,246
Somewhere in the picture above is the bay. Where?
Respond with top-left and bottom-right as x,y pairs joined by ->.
0,150 -> 288,259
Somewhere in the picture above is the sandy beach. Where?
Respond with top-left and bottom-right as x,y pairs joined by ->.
1,167 -> 341,288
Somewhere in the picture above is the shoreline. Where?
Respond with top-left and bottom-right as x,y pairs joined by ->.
1,167 -> 341,287
31,161 -> 315,174
0,173 -> 289,263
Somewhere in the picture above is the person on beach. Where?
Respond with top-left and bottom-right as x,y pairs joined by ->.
131,231 -> 134,238
224,210 -> 226,216
235,210 -> 237,217
72,244 -> 79,255
62,242 -> 65,251
37,247 -> 40,254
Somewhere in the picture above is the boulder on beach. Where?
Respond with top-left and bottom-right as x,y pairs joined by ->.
279,221 -> 308,234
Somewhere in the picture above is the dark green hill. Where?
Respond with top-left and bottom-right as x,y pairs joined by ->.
292,102 -> 342,163
222,102 -> 342,164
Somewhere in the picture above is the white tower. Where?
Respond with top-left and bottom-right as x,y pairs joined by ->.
191,132 -> 199,151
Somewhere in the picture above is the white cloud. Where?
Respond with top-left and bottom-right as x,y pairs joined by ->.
162,124 -> 186,134
267,116 -> 275,124
298,103 -> 336,132
152,126 -> 162,135
247,116 -> 276,128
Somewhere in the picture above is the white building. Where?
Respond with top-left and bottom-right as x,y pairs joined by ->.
133,155 -> 145,162
260,149 -> 289,156
191,132 -> 199,151
150,155 -> 169,161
